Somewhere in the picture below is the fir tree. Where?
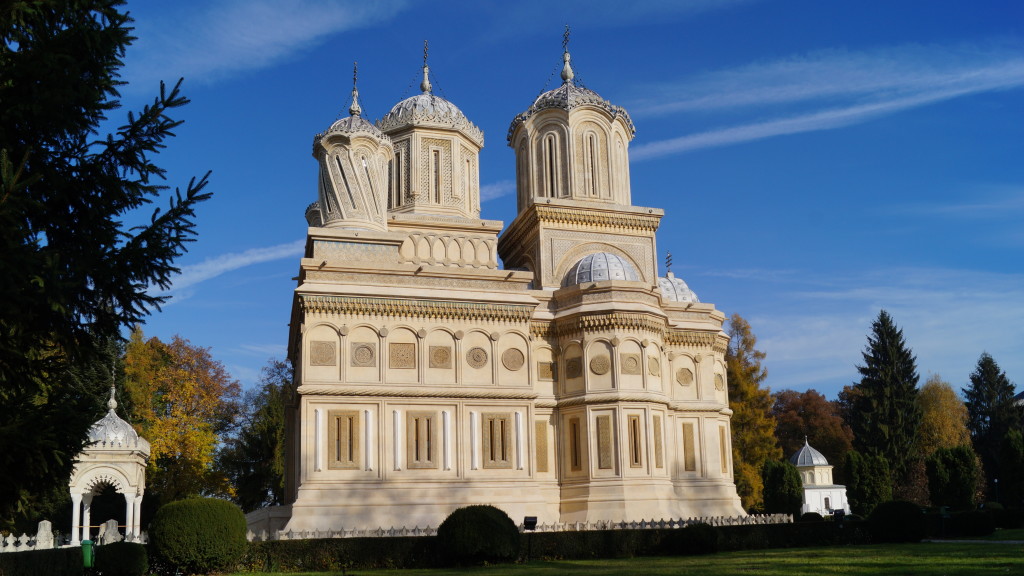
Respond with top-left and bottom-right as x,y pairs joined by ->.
963,352 -> 1020,489
851,310 -> 921,488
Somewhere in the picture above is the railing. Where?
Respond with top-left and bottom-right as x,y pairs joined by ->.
0,520 -> 146,554
247,514 -> 792,542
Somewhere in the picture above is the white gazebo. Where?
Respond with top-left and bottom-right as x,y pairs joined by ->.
790,439 -> 851,516
68,386 -> 150,543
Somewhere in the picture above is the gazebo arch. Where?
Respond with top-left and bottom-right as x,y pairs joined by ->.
69,386 -> 150,543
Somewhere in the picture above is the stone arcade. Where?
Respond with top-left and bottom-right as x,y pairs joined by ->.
249,45 -> 746,534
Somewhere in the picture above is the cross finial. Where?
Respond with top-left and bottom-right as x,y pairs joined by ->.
665,252 -> 673,274
107,366 -> 117,411
349,61 -> 362,117
420,40 -> 432,93
560,25 -> 574,85
562,24 -> 570,54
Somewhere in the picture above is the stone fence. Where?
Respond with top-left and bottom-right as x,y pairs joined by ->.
0,519 -> 145,554
247,514 -> 792,542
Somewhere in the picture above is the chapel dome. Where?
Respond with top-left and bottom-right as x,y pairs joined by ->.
377,92 -> 484,147
563,252 -> 639,286
658,271 -> 700,304
87,389 -> 150,452
790,439 -> 829,467
507,51 -> 635,144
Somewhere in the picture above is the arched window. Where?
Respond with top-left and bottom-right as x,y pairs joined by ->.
432,149 -> 442,204
585,132 -> 599,196
542,134 -> 558,197
824,497 -> 831,511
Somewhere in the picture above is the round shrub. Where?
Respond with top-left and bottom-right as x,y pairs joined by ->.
95,541 -> 148,576
799,512 -> 825,522
676,522 -> 721,555
868,500 -> 926,543
436,505 -> 519,565
149,497 -> 248,574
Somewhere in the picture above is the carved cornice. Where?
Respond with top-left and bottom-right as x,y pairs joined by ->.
664,329 -> 721,349
532,204 -> 662,233
298,385 -> 537,400
552,312 -> 666,338
299,295 -> 534,323
556,392 -> 671,408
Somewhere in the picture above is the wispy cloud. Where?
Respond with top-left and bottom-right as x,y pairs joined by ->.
630,43 -> 1024,161
895,185 -> 1024,219
124,0 -> 408,89
157,240 -> 305,296
481,180 -> 516,202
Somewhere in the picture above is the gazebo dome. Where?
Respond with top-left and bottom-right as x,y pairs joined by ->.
86,388 -> 149,452
377,93 -> 484,147
564,252 -> 639,286
658,271 -> 700,303
790,439 -> 829,467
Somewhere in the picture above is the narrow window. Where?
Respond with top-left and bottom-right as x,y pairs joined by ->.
543,134 -> 558,197
335,156 -> 356,208
628,415 -> 643,468
463,158 -> 470,199
320,164 -> 338,214
328,410 -> 360,470
387,158 -> 395,209
719,425 -> 729,475
569,417 -> 582,471
824,497 -> 831,511
394,149 -> 404,207
596,415 -> 613,470
482,413 -> 512,469
406,411 -> 437,469
535,420 -> 549,473
432,149 -> 441,204
653,415 -> 664,469
682,422 -> 696,472
586,133 -> 598,196
362,156 -> 379,214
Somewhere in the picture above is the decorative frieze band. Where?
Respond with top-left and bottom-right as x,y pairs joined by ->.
300,295 -> 534,323
552,312 -> 665,337
297,385 -> 538,400
663,329 -> 721,348
532,205 -> 662,233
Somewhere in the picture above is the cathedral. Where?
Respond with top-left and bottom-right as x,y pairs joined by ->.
254,44 -> 745,533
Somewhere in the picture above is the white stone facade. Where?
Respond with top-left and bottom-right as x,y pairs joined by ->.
258,48 -> 745,534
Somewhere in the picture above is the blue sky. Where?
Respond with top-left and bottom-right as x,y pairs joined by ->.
118,0 -> 1024,401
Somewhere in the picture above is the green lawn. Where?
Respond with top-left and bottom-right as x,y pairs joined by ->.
231,542 -> 1023,576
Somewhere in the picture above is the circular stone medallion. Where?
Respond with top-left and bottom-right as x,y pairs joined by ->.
467,347 -> 488,369
590,355 -> 611,375
623,355 -> 640,373
501,348 -> 525,371
430,346 -> 451,368
676,368 -> 693,386
648,356 -> 661,376
353,344 -> 375,366
714,374 -> 725,391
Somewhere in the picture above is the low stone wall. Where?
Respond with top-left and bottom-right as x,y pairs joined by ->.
247,513 -> 792,542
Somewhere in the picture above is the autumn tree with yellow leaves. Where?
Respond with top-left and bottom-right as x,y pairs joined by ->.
726,313 -> 781,512
123,329 -> 240,516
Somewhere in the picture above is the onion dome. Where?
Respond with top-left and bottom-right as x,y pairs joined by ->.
658,271 -> 700,303
790,439 -> 829,467
563,252 -> 639,286
87,386 -> 150,452
376,61 -> 484,147
507,49 -> 635,144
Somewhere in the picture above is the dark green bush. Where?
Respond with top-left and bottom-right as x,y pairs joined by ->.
436,505 -> 519,565
955,510 -> 995,537
0,546 -> 81,576
94,541 -> 147,576
799,512 -> 824,522
149,497 -> 248,575
677,523 -> 721,555
869,500 -> 926,543
241,537 -> 437,572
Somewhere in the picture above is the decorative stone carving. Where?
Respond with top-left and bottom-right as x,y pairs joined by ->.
676,368 -> 694,386
502,349 -> 525,371
715,374 -> 725,391
648,356 -> 661,376
310,341 -> 336,366
566,357 -> 583,379
467,347 -> 488,368
620,353 -> 641,375
538,361 -> 556,381
390,343 -> 416,369
590,355 -> 611,375
429,346 -> 452,369
351,342 -> 376,367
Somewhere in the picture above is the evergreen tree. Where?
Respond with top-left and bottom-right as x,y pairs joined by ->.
218,359 -> 290,512
851,310 -> 921,488
0,1 -> 210,519
761,459 -> 803,516
726,314 -> 781,511
844,450 -> 892,516
998,429 -> 1024,508
925,445 -> 981,510
963,352 -> 1020,489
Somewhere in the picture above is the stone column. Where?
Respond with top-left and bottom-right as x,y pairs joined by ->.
132,494 -> 143,540
123,492 -> 134,541
70,493 -> 82,545
81,493 -> 93,543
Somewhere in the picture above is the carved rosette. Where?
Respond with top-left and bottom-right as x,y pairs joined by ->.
501,349 -> 525,371
467,347 -> 488,369
351,343 -> 376,367
429,346 -> 452,369
590,355 -> 611,376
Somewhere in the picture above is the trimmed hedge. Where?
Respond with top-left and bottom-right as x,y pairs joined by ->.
0,546 -> 82,576
149,497 -> 248,575
798,512 -> 825,522
869,500 -> 927,543
95,541 -> 148,576
436,505 -> 519,565
240,537 -> 438,572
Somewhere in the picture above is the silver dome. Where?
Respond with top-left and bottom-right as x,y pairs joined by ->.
507,82 -> 636,144
377,93 -> 484,147
790,440 -> 829,467
658,272 -> 700,303
563,252 -> 640,286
